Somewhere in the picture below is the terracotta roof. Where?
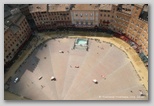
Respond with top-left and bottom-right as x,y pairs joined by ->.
72,4 -> 100,10
99,4 -> 112,11
48,4 -> 71,12
29,4 -> 47,13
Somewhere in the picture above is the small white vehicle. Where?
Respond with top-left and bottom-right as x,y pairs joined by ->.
14,77 -> 19,83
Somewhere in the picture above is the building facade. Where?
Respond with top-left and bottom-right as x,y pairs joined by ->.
28,4 -> 148,56
4,4 -> 148,66
109,4 -> 148,56
99,4 -> 116,28
29,4 -> 148,55
48,4 -> 72,28
18,4 -> 32,20
4,12 -> 32,66
71,4 -> 99,28
29,4 -> 72,30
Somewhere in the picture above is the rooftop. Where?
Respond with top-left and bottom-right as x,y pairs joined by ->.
4,5 -> 12,19
29,4 -> 47,13
118,4 -> 134,15
135,4 -> 144,8
4,25 -> 9,32
5,13 -> 24,27
143,4 -> 148,12
139,5 -> 148,22
4,19 -> 13,27
4,13 -> 25,34
10,8 -> 21,15
48,4 -> 72,12
5,18 -> 20,34
4,4 -> 12,11
16,14 -> 25,25
6,4 -> 19,9
7,13 -> 23,24
4,11 -> 11,19
10,25 -> 20,34
72,4 -> 100,10
18,4 -> 29,9
99,4 -> 112,11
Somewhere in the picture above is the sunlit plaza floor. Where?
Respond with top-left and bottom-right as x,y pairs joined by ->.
5,36 -> 148,100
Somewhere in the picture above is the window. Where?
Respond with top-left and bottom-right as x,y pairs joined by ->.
108,15 -> 110,17
96,13 -> 98,16
76,14 -> 78,16
104,14 -> 106,17
86,22 -> 88,25
80,13 -> 83,17
100,14 -> 102,16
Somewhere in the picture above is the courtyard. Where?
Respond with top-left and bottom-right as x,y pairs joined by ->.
4,33 -> 148,100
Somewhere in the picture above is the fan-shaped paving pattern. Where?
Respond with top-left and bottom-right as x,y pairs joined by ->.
8,38 -> 148,100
